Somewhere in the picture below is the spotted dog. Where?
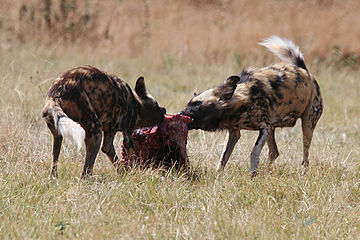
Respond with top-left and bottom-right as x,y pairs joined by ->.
42,66 -> 166,178
180,36 -> 323,177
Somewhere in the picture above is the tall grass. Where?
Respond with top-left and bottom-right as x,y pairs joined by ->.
0,0 -> 360,239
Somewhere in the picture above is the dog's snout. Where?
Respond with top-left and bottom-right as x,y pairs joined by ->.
160,107 -> 166,115
179,110 -> 187,116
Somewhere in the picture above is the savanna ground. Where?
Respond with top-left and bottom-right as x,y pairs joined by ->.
1,0 -> 360,239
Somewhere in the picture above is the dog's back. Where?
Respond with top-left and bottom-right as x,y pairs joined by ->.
226,37 -> 322,131
229,62 -> 321,130
45,66 -> 137,133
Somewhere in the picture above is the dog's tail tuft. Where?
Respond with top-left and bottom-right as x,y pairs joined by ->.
259,36 -> 308,71
42,99 -> 85,150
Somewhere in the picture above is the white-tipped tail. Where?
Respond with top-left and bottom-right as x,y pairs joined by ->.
57,117 -> 85,151
43,99 -> 85,150
259,36 -> 307,70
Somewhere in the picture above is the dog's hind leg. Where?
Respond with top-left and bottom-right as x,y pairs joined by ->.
44,116 -> 63,178
102,131 -> 121,174
67,93 -> 103,178
217,129 -> 240,171
81,110 -> 102,178
82,130 -> 102,178
267,127 -> 279,168
81,115 -> 102,178
50,135 -> 63,178
301,114 -> 321,174
301,119 -> 314,175
301,94 -> 323,174
250,126 -> 270,177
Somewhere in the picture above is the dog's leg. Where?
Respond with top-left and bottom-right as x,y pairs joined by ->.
301,110 -> 321,175
102,131 -> 121,174
250,126 -> 269,177
301,92 -> 323,174
45,119 -> 63,178
267,127 -> 279,167
301,118 -> 314,175
122,130 -> 136,169
50,135 -> 63,178
75,93 -> 103,178
81,116 -> 102,178
82,130 -> 102,178
217,129 -> 240,171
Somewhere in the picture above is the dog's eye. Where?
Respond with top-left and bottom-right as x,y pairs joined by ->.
191,101 -> 202,106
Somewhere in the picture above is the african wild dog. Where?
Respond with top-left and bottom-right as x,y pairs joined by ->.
42,66 -> 166,178
180,36 -> 323,177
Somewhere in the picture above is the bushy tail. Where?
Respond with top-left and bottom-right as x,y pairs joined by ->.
42,99 -> 85,150
259,35 -> 308,71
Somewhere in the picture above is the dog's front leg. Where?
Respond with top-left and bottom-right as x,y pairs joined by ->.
102,131 -> 121,174
122,130 -> 137,169
217,129 -> 240,171
250,126 -> 269,177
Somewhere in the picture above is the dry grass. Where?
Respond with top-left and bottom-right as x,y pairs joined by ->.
2,0 -> 360,63
1,0 -> 360,239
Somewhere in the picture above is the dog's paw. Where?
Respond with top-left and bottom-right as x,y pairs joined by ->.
250,170 -> 258,179
301,165 -> 308,176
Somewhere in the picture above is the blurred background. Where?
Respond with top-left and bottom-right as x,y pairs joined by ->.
1,0 -> 359,112
1,0 -> 359,67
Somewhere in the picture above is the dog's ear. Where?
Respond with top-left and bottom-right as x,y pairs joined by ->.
135,76 -> 147,99
214,76 -> 240,100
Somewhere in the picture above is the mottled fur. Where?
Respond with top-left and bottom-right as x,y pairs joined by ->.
180,36 -> 323,177
42,66 -> 166,178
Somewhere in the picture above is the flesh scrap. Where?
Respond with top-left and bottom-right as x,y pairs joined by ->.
121,114 -> 192,169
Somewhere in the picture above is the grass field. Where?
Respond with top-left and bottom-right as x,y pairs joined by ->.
1,0 -> 360,239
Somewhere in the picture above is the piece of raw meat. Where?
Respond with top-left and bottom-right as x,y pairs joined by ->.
121,114 -> 192,169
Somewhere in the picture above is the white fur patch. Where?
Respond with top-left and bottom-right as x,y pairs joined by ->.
57,117 -> 85,151
278,72 -> 284,80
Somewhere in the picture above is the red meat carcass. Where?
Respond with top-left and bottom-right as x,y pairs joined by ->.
121,114 -> 192,169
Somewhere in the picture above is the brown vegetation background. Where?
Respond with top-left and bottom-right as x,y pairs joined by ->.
1,0 -> 360,66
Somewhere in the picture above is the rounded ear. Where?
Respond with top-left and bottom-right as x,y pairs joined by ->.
215,76 -> 240,100
225,75 -> 240,85
193,92 -> 199,97
135,76 -> 147,99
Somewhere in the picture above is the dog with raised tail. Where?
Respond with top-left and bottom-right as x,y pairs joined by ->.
42,66 -> 166,178
180,36 -> 323,177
